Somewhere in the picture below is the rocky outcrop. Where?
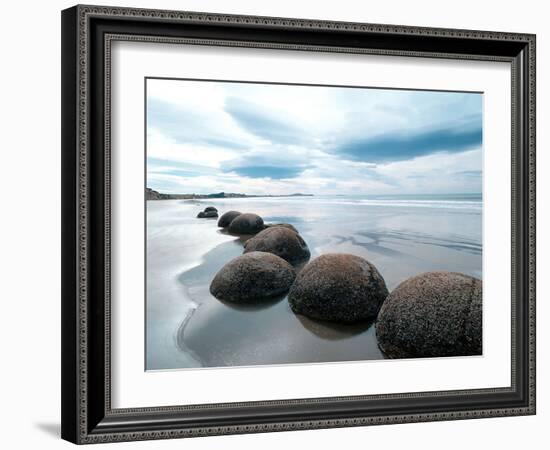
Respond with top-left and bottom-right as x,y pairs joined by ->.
146,187 -> 165,200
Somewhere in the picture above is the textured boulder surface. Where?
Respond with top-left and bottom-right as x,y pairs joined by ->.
288,253 -> 389,323
264,223 -> 299,234
243,226 -> 310,265
204,206 -> 218,213
197,210 -> 218,218
217,210 -> 242,228
375,271 -> 482,358
228,213 -> 264,234
210,251 -> 296,303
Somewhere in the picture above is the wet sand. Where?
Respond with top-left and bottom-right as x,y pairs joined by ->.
146,196 -> 482,370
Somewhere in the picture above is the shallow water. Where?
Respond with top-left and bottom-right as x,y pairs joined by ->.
146,195 -> 482,370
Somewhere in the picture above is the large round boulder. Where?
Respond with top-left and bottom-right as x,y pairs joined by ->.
264,223 -> 299,234
228,213 -> 264,234
204,206 -> 218,213
217,210 -> 242,228
210,251 -> 296,303
288,253 -> 388,323
375,271 -> 482,358
243,226 -> 310,265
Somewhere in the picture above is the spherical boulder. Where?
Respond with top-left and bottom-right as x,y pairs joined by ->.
227,213 -> 264,234
375,271 -> 482,358
288,253 -> 389,323
217,210 -> 242,228
197,210 -> 218,218
210,251 -> 296,303
204,206 -> 218,213
264,223 -> 299,234
243,226 -> 310,265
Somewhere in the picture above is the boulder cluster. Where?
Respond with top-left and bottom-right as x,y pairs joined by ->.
209,210 -> 309,303
199,208 -> 482,358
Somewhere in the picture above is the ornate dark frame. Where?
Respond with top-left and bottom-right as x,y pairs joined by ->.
61,4 -> 536,445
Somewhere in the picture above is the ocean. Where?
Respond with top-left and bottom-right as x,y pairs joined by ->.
145,194 -> 482,370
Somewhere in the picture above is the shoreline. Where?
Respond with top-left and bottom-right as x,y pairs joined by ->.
146,187 -> 314,201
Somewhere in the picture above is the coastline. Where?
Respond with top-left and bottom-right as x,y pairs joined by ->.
146,187 -> 314,201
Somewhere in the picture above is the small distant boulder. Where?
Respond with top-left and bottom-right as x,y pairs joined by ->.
375,271 -> 482,358
197,210 -> 218,218
228,213 -> 264,234
288,254 -> 388,323
264,223 -> 299,234
217,211 -> 242,228
197,206 -> 218,218
244,226 -> 310,265
210,251 -> 296,303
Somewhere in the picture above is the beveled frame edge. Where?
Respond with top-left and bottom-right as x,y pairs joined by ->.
61,4 -> 536,444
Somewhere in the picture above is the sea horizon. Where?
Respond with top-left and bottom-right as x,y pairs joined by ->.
149,189 -> 482,199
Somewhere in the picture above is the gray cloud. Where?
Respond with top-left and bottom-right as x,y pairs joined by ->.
224,97 -> 307,145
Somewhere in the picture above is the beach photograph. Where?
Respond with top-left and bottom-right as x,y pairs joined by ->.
145,78 -> 483,371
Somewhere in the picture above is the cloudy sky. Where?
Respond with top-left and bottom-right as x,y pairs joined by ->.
146,78 -> 482,196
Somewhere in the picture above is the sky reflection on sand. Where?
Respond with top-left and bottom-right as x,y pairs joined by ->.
146,196 -> 482,370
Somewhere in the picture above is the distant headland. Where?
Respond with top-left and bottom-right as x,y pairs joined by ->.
146,187 -> 314,201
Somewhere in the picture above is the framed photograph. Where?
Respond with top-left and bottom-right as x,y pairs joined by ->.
61,5 -> 536,444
